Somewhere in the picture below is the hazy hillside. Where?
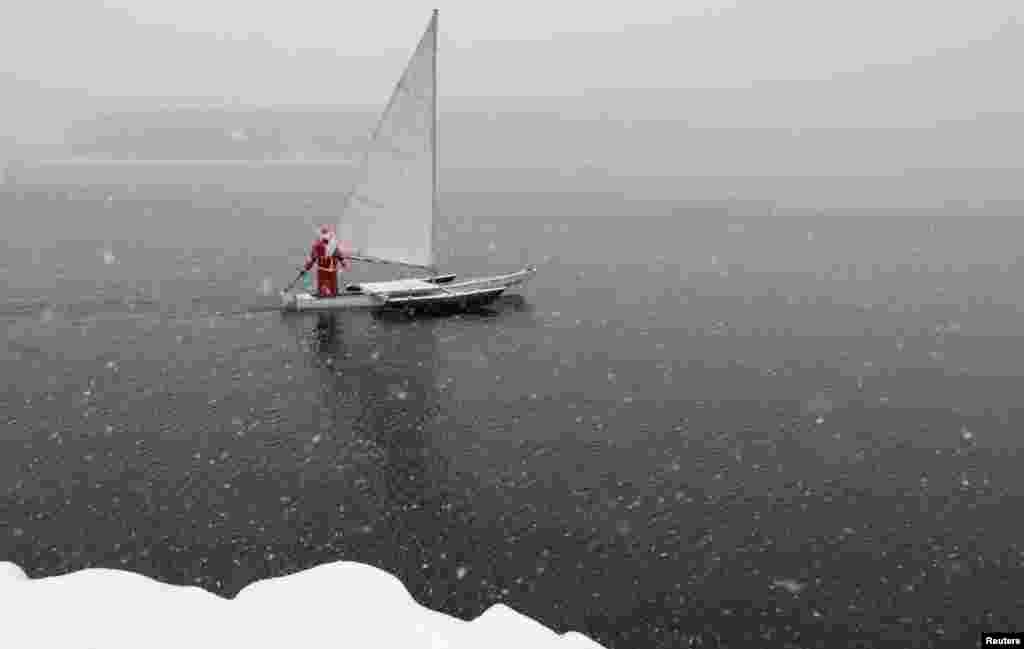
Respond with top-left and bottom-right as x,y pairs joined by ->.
52,105 -> 1024,180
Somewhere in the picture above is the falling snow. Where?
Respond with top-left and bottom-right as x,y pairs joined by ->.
774,577 -> 806,589
2,176 -> 1019,649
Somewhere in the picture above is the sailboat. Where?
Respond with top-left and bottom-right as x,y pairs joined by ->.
281,9 -> 536,313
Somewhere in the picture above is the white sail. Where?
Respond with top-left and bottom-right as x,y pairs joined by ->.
337,11 -> 438,270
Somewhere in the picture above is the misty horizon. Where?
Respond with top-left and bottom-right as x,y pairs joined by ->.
2,2 -> 1023,197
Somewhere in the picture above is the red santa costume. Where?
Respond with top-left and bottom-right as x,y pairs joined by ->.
304,225 -> 352,297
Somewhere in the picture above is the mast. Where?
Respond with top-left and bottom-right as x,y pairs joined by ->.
430,8 -> 440,271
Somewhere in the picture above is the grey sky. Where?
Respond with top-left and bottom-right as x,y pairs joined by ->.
3,0 -> 1018,101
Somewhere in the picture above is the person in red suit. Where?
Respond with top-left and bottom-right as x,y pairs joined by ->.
304,225 -> 351,297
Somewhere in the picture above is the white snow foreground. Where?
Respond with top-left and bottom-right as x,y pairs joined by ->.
0,561 -> 607,649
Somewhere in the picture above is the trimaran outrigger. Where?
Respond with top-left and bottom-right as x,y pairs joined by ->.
281,10 -> 536,313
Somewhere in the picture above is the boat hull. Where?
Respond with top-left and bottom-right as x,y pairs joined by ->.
281,266 -> 536,313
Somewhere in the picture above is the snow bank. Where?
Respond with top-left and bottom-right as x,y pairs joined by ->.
0,561 -> 606,649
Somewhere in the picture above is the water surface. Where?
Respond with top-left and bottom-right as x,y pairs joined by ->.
3,185 -> 1023,647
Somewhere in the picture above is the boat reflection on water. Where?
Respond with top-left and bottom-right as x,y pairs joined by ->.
295,309 -> 449,507
281,290 -> 534,513
278,299 -> 544,613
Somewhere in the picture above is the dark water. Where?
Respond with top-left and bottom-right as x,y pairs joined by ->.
3,185 -> 1024,647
